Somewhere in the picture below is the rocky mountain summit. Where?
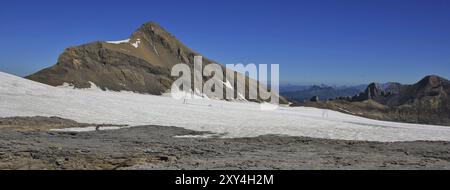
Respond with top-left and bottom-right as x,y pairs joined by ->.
295,75 -> 450,126
351,82 -> 402,102
27,22 -> 286,103
352,75 -> 449,106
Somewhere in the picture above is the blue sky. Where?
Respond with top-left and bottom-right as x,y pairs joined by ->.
0,0 -> 449,85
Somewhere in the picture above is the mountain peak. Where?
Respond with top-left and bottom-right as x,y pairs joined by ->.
130,21 -> 194,58
417,75 -> 449,88
139,21 -> 165,32
26,21 -> 287,104
132,21 -> 173,39
142,21 -> 161,27
422,75 -> 446,81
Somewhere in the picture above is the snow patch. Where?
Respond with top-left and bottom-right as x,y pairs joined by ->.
237,92 -> 246,100
106,39 -> 130,44
153,45 -> 159,56
131,39 -> 141,48
174,133 -> 227,138
219,80 -> 247,102
51,126 -> 126,132
223,80 -> 233,89
58,82 -> 75,89
106,38 -> 141,49
57,81 -> 105,92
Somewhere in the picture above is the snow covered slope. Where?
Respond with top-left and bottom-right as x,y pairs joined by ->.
2,71 -> 450,142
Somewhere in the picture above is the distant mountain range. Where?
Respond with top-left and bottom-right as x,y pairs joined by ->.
295,75 -> 450,126
280,84 -> 367,102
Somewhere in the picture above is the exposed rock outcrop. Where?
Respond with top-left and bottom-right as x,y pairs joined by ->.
310,96 -> 320,102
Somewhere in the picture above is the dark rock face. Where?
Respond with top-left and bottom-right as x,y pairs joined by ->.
351,82 -> 401,103
381,82 -> 403,94
351,83 -> 383,101
310,96 -> 320,102
27,22 -> 187,95
365,83 -> 380,99
27,42 -> 171,94
26,22 -> 287,103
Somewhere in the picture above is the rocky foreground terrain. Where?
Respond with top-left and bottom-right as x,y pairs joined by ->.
1,117 -> 450,170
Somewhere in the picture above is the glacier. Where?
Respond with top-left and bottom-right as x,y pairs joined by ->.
1,71 -> 450,142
